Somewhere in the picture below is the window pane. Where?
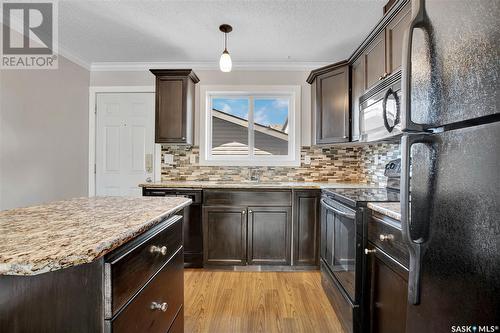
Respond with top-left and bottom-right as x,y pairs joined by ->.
253,98 -> 289,156
211,98 -> 249,156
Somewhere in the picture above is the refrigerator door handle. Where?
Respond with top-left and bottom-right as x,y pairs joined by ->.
401,0 -> 426,132
401,133 -> 436,305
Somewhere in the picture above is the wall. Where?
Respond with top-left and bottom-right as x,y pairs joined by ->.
90,69 -> 401,187
90,69 -> 312,145
0,57 -> 90,210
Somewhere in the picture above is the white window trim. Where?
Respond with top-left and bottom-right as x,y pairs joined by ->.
199,85 -> 301,167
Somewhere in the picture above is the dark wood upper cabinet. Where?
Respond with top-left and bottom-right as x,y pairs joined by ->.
293,190 -> 320,266
364,32 -> 387,90
247,206 -> 291,265
351,56 -> 365,142
385,2 -> 412,74
308,0 -> 411,143
150,69 -> 199,144
202,206 -> 247,266
311,63 -> 350,144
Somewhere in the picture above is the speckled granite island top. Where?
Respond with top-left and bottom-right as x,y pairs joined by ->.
367,202 -> 401,221
0,196 -> 191,276
139,181 -> 377,189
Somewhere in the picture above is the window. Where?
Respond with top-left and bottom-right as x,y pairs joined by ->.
200,85 -> 301,166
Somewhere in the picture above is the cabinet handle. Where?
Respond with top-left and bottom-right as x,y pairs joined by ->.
150,302 -> 168,312
242,210 -> 246,215
364,248 -> 377,255
379,234 -> 395,242
248,210 -> 253,214
149,245 -> 168,255
181,137 -> 186,140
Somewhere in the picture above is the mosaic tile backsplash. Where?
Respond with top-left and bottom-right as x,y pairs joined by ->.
160,144 -> 401,187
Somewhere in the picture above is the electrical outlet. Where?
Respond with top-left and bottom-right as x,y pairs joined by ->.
163,153 -> 174,165
303,155 -> 311,165
189,155 -> 197,164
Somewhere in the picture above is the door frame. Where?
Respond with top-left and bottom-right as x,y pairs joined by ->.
88,86 -> 157,196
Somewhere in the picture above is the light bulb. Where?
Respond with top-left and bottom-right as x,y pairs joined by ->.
219,50 -> 232,72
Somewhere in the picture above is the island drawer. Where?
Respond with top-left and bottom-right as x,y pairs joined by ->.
107,215 -> 183,315
204,189 -> 292,206
367,212 -> 408,267
111,248 -> 184,333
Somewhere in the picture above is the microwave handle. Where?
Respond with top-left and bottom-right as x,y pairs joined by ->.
382,88 -> 401,133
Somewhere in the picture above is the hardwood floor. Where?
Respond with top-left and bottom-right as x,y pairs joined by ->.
184,269 -> 344,333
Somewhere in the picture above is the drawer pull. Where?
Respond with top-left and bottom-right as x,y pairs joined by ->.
150,301 -> 168,312
365,248 -> 377,255
150,245 -> 168,255
379,234 -> 395,242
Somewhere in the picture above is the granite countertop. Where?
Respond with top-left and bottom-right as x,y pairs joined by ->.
367,202 -> 401,221
139,181 -> 377,189
0,196 -> 191,276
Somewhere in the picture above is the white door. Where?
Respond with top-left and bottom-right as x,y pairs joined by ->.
96,93 -> 155,196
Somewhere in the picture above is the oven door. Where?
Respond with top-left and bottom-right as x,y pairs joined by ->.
320,196 -> 358,301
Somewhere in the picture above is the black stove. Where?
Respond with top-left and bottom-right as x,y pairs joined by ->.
321,187 -> 400,208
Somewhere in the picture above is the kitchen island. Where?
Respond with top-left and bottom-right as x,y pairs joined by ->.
0,196 -> 191,333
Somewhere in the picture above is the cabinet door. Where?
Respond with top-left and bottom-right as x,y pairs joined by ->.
293,191 -> 320,266
155,77 -> 187,143
182,203 -> 203,267
366,243 -> 408,333
385,2 -> 411,74
351,56 -> 365,142
320,201 -> 335,269
247,206 -> 291,265
364,33 -> 386,90
202,206 -> 247,265
315,65 -> 350,144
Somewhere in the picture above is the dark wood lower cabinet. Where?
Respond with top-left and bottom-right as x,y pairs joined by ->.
293,190 -> 320,266
201,189 -> 319,268
203,206 -> 247,265
365,243 -> 408,333
247,206 -> 291,265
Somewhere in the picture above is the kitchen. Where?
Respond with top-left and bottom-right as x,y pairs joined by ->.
0,0 -> 499,332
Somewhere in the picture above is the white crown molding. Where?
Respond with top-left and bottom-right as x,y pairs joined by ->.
90,61 -> 330,72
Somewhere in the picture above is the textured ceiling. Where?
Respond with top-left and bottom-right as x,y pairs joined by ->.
58,0 -> 385,65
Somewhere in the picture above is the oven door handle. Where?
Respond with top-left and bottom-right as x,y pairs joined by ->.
320,199 -> 356,219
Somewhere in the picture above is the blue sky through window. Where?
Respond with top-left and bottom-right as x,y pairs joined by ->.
212,97 -> 288,128
212,98 -> 248,120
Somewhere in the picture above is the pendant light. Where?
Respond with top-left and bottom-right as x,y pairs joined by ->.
219,24 -> 233,72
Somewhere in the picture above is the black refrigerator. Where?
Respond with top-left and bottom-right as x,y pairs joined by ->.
399,0 -> 500,331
